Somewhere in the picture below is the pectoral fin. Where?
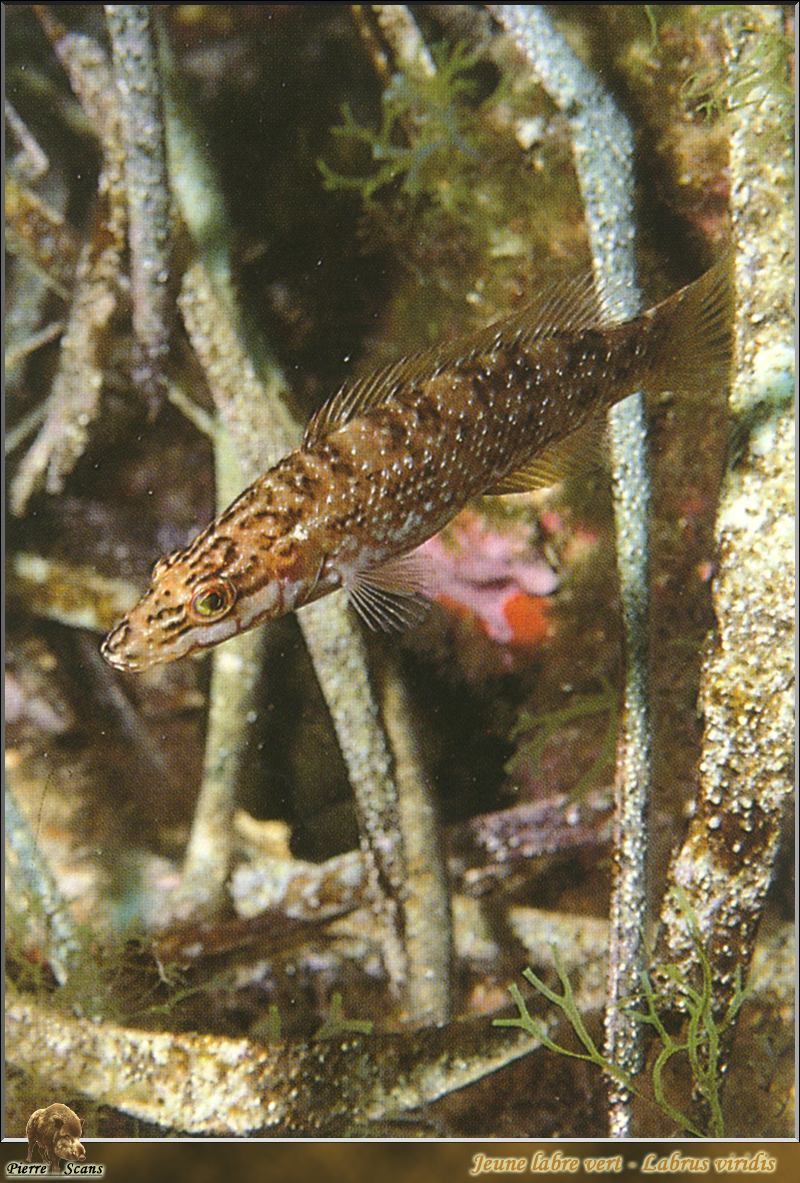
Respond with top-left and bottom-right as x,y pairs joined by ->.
346,554 -> 430,633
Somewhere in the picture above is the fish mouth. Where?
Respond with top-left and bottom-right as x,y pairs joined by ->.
100,644 -> 137,672
101,649 -> 141,673
100,624 -> 148,672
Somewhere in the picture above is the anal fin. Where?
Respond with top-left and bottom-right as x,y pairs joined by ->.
487,411 -> 609,495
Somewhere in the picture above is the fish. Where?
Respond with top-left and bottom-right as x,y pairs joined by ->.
101,259 -> 731,672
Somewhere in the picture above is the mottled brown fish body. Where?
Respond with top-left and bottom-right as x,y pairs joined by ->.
102,260 -> 730,671
302,324 -> 649,557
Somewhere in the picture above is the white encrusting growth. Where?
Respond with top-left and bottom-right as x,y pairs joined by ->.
491,2 -> 653,1139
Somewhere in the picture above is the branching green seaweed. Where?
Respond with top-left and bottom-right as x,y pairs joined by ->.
9,899 -> 376,1045
250,993 -> 375,1042
642,5 -> 662,53
251,1003 -> 283,1044
318,35 -> 585,328
506,683 -> 618,801
319,40 -> 483,211
6,899 -> 211,1032
314,992 -> 374,1040
494,889 -> 749,1137
682,6 -> 792,122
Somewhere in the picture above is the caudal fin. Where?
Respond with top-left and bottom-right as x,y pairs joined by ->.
642,253 -> 733,399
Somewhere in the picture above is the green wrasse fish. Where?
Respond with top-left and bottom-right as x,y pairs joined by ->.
102,260 -> 731,672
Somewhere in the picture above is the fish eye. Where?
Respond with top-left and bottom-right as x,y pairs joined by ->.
189,578 -> 236,621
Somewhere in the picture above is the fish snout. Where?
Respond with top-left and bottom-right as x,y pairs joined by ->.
100,620 -> 147,672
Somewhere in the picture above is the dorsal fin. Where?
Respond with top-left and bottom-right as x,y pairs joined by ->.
487,410 -> 608,494
303,271 -> 620,448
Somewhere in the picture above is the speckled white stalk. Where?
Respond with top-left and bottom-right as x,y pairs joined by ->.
105,5 -> 172,401
491,3 -> 650,1137
659,3 -> 794,1063
167,91 -> 451,1010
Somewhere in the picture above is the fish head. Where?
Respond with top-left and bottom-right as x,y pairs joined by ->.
101,527 -> 320,672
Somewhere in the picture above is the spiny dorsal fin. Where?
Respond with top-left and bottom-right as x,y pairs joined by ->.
487,410 -> 609,495
303,271 -> 622,448
346,553 -> 430,633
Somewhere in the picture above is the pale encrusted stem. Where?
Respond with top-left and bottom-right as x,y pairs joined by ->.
175,264 -> 298,471
173,428 -> 270,916
491,3 -> 650,1137
5,93 -> 73,394
10,16 -> 127,515
231,796 -> 611,924
371,5 -> 436,81
4,910 -> 606,1136
173,267 -> 307,920
9,191 -> 125,516
169,78 -> 452,1006
7,912 -> 790,1135
104,5 -> 172,402
350,6 -> 393,89
5,781 -> 82,985
295,600 -> 410,992
7,552 -> 139,634
5,174 -> 81,298
174,263 -> 296,917
5,167 -> 71,398
659,4 -> 794,1037
5,99 -> 49,180
4,403 -> 49,456
35,8 -> 122,151
0,993 -> 538,1136
4,319 -> 65,376
378,655 -> 452,1025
